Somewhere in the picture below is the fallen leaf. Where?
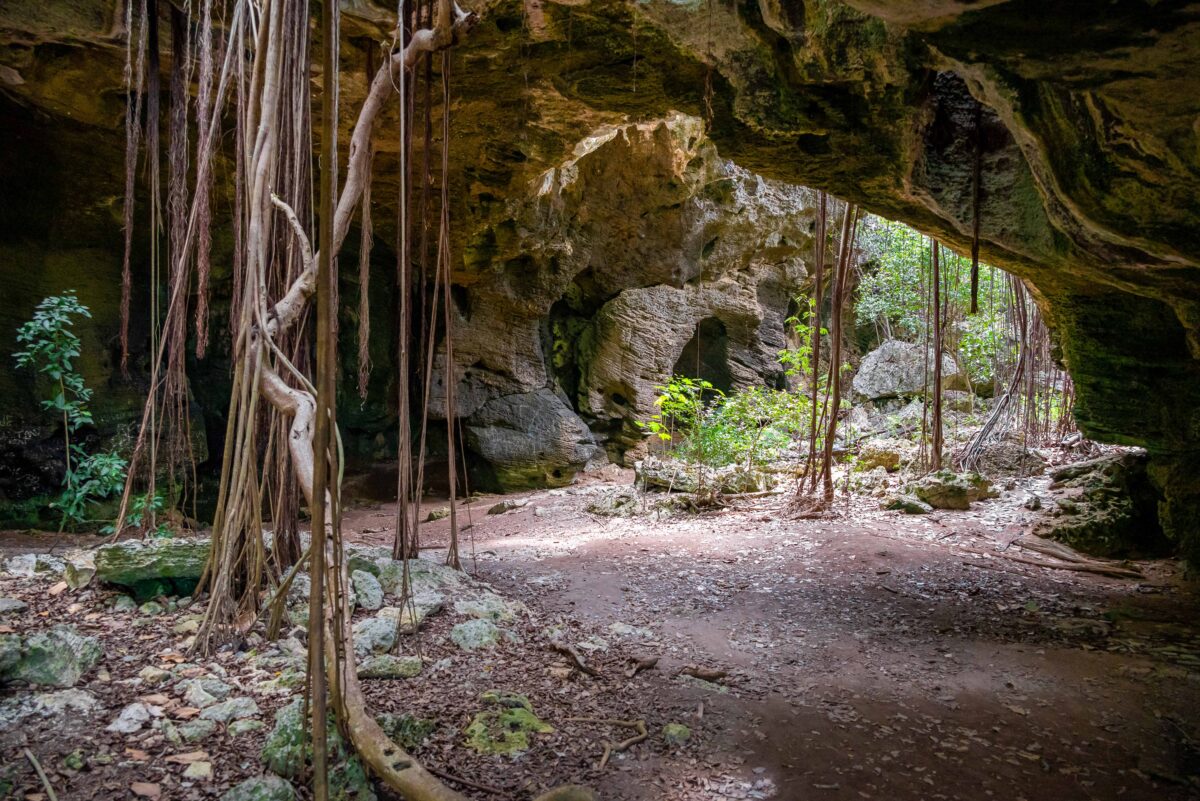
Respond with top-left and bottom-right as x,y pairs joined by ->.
131,782 -> 161,798
138,693 -> 172,706
165,750 -> 209,764
48,581 -> 68,596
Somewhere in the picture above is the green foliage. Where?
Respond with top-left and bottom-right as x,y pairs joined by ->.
855,221 -> 931,340
637,375 -> 718,443
56,451 -> 128,525
102,492 -> 170,538
855,216 -> 1012,385
778,296 -> 826,379
12,292 -> 126,528
641,376 -> 809,469
957,306 -> 1015,386
14,292 -> 94,433
690,387 -> 810,468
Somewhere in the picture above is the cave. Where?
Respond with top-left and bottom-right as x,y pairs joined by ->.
0,1 -> 1198,799
672,316 -> 734,395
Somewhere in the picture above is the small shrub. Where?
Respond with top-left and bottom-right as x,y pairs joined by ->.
13,292 -> 126,528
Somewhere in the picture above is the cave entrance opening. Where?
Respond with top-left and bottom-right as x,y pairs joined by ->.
674,316 -> 734,395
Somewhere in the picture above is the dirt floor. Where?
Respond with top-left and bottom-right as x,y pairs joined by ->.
2,470 -> 1200,800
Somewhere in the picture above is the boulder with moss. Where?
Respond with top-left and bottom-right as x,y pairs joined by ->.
0,625 -> 102,688
464,691 -> 554,755
1033,451 -> 1169,558
907,470 -> 996,511
262,699 -> 375,801
94,538 -> 210,599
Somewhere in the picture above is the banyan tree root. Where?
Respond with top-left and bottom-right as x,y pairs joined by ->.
550,638 -> 600,677
251,0 -> 478,796
625,654 -> 659,678
1010,534 -> 1144,579
565,718 -> 649,770
679,665 -> 728,682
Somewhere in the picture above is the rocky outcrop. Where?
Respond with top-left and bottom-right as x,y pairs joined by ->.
465,388 -> 600,490
0,625 -> 103,688
434,113 -> 813,470
1033,451 -> 1169,559
852,340 -> 964,401
94,538 -> 210,599
1,0 -> 1199,557
907,470 -> 996,511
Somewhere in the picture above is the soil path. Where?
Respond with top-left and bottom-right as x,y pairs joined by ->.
349,472 -> 1200,800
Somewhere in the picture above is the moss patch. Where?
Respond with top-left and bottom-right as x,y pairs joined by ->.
464,691 -> 554,755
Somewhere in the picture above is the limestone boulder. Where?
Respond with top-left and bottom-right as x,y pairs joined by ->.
857,438 -> 917,472
0,625 -> 103,688
94,538 -> 210,599
262,699 -> 375,801
907,470 -> 997,511
973,440 -> 1047,477
852,341 -> 965,401
221,776 -> 296,801
1033,451 -> 1169,558
465,389 -> 599,490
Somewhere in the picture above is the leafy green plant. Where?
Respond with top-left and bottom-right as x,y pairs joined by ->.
13,292 -> 126,528
14,293 -> 94,437
637,375 -> 718,446
57,451 -> 127,525
640,376 -> 809,469
691,387 -> 809,468
778,296 -> 825,379
103,492 -> 171,537
957,306 -> 1015,386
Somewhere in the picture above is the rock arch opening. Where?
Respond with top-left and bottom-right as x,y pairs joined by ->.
673,316 -> 734,395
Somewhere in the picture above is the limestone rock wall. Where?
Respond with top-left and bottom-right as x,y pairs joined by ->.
433,114 -> 813,482
2,0 -> 1199,555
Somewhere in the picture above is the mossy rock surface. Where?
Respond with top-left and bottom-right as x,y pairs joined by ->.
376,713 -> 436,749
1035,451 -> 1169,558
663,722 -> 692,746
464,691 -> 554,755
261,699 -> 375,801
357,654 -> 422,679
0,625 -> 102,688
908,470 -> 995,511
220,775 -> 296,801
94,538 -> 210,599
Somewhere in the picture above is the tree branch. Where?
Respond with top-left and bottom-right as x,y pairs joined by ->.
266,0 -> 476,340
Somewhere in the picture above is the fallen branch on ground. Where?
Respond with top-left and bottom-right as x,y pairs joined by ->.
625,654 -> 659,678
565,718 -> 648,770
24,749 -> 58,801
550,639 -> 600,677
959,541 -> 1143,580
679,665 -> 728,682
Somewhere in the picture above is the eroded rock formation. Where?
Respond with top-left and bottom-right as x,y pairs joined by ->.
1,0 -> 1198,556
